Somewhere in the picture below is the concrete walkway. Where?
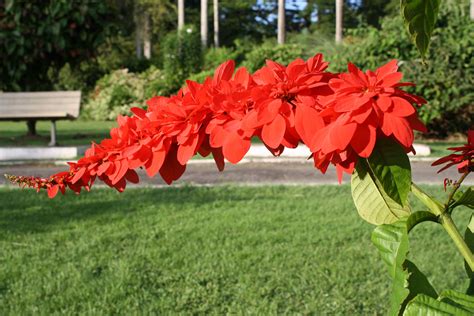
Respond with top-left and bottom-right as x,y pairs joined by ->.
1,159 -> 471,187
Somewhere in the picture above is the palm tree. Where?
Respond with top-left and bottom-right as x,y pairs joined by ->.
335,0 -> 343,43
201,0 -> 208,47
277,0 -> 285,44
213,0 -> 219,47
178,0 -> 184,30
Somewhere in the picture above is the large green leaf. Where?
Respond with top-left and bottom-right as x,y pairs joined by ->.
452,187 -> 474,210
372,213 -> 438,315
368,138 -> 412,206
439,290 -> 474,313
400,0 -> 441,58
352,139 -> 412,225
465,215 -> 474,294
404,294 -> 472,316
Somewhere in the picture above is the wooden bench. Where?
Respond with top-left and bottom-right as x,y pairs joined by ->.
0,91 -> 81,146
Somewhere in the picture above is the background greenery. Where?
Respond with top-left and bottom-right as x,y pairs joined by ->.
1,0 -> 472,137
0,185 -> 470,314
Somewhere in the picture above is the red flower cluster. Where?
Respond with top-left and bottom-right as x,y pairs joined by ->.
432,130 -> 474,173
7,55 -> 427,198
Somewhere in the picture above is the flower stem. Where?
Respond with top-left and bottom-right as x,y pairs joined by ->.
411,182 -> 474,271
439,212 -> 474,271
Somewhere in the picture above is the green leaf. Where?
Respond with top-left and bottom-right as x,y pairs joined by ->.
465,215 -> 474,294
439,290 -> 474,313
452,187 -> 474,210
400,0 -> 441,58
352,156 -> 410,225
368,138 -> 412,206
404,294 -> 472,316
372,213 -> 438,315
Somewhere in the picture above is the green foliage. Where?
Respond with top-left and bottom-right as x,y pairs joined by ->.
242,42 -> 304,73
371,213 -> 438,315
83,67 -> 170,121
0,0 -> 115,91
328,1 -> 473,136
351,139 -> 412,225
404,293 -> 473,315
162,26 -> 203,90
401,0 -> 441,58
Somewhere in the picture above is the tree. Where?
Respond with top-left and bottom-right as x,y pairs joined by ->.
0,0 -> 115,92
335,0 -> 343,43
201,0 -> 208,47
277,0 -> 285,44
178,0 -> 185,30
213,0 -> 219,47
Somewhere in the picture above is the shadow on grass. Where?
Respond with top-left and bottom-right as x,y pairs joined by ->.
0,186 -> 268,235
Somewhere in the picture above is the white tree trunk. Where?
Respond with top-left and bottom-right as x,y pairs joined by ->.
471,0 -> 474,21
277,0 -> 285,45
335,0 -> 343,43
178,0 -> 185,31
143,12 -> 151,59
134,4 -> 143,59
201,0 -> 208,47
213,0 -> 219,47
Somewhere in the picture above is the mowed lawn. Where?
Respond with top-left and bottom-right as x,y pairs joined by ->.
0,120 -> 115,147
0,185 -> 470,314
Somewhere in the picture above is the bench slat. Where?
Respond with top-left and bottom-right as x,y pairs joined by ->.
0,91 -> 81,119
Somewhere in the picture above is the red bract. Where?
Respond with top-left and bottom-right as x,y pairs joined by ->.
432,130 -> 474,173
6,56 -> 428,198
308,60 -> 427,181
243,54 -> 333,153
206,61 -> 255,164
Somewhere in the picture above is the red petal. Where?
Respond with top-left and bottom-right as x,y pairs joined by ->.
213,60 -> 235,84
390,97 -> 415,117
177,136 -> 199,165
376,95 -> 392,111
125,169 -> 139,184
223,134 -> 251,164
159,147 -> 186,185
261,114 -> 286,149
330,122 -> 357,151
350,125 -> 376,158
47,185 -> 59,199
145,150 -> 166,177
295,104 -> 324,145
376,60 -> 398,78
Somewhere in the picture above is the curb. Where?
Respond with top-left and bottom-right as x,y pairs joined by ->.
0,143 -> 434,166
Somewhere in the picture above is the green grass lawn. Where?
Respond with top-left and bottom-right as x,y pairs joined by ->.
0,185 -> 470,314
0,120 -> 116,147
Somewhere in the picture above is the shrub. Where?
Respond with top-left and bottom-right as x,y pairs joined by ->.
161,25 -> 203,90
83,66 -> 168,121
328,2 -> 473,136
242,41 -> 304,73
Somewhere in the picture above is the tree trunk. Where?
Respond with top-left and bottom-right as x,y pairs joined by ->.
134,4 -> 143,58
471,0 -> 474,21
277,0 -> 285,45
178,0 -> 185,31
143,12 -> 151,59
26,120 -> 37,136
213,0 -> 219,47
201,0 -> 208,48
335,0 -> 343,43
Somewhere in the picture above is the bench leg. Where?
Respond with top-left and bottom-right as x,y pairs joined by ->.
48,120 -> 57,147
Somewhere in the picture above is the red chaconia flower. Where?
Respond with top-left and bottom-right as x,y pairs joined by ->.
243,53 -> 333,153
432,130 -> 474,173
6,56 -> 429,198
307,60 -> 427,181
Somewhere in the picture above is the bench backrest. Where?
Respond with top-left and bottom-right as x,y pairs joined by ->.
0,91 -> 81,120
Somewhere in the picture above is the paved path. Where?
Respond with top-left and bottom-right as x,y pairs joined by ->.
1,159 -> 471,187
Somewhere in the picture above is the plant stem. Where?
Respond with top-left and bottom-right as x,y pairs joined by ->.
439,212 -> 474,271
445,171 -> 469,208
411,181 -> 474,271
